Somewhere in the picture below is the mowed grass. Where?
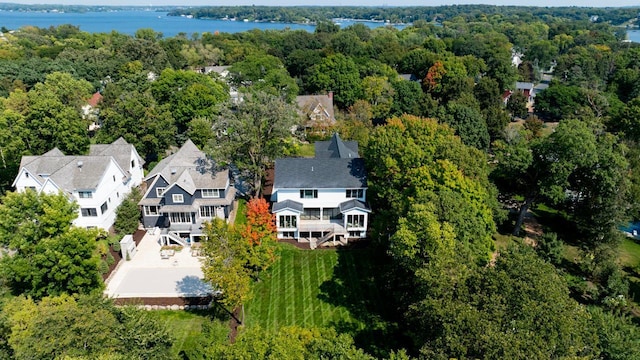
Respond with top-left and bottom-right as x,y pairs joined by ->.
148,310 -> 229,357
245,243 -> 382,332
620,237 -> 640,269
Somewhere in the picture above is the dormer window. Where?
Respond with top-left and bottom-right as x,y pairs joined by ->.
156,187 -> 165,197
172,194 -> 184,203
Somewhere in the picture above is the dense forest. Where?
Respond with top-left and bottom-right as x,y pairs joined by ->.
1,4 -> 640,359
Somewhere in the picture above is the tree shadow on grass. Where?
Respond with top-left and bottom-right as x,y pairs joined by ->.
317,246 -> 409,358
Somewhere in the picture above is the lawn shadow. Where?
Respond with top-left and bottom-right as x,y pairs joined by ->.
317,246 -> 408,358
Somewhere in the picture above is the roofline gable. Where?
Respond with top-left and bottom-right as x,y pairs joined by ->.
11,168 -> 42,188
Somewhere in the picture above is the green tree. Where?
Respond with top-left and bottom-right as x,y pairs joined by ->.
306,54 -> 363,108
364,115 -> 497,260
506,90 -> 529,119
114,188 -> 142,235
151,68 -> 228,133
211,90 -> 299,197
201,218 -> 252,310
0,191 -> 102,298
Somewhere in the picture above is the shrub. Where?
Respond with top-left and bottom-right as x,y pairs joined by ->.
98,260 -> 109,274
106,253 -> 115,266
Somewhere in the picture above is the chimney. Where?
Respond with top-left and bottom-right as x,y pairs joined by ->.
77,160 -> 83,169
171,168 -> 177,174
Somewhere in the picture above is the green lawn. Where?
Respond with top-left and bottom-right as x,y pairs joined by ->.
148,309 -> 229,357
234,199 -> 247,226
244,243 -> 396,356
620,238 -> 640,269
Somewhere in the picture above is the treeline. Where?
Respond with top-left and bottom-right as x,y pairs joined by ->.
168,5 -> 640,26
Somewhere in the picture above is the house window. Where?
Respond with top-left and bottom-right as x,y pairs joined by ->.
172,194 -> 184,203
100,202 -> 108,214
201,189 -> 220,198
131,160 -> 135,168
170,212 -> 192,223
200,206 -> 216,218
78,191 -> 92,199
300,189 -> 318,199
144,206 -> 159,216
26,186 -> 36,191
282,231 -> 295,238
81,208 -> 98,217
346,189 -> 364,198
301,208 -> 321,220
322,208 -> 341,220
156,187 -> 165,197
113,175 -> 116,182
347,214 -> 365,228
279,215 -> 297,228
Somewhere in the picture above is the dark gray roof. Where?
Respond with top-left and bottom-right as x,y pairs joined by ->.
272,199 -> 304,213
314,133 -> 359,159
145,140 -> 228,191
339,199 -> 371,213
273,158 -> 366,189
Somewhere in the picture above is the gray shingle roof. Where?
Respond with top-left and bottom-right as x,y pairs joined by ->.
272,199 -> 304,213
339,199 -> 371,213
314,133 -> 359,159
17,140 -> 132,192
89,136 -> 145,169
273,158 -> 366,189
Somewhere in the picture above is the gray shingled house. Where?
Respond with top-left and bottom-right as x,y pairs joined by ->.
271,134 -> 369,249
139,140 -> 235,245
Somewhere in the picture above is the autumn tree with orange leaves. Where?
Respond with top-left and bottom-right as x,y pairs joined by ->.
242,198 -> 278,273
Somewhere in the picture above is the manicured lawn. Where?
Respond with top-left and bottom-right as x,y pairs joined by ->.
148,309 -> 229,357
245,243 -> 384,332
620,237 -> 640,269
234,199 -> 247,226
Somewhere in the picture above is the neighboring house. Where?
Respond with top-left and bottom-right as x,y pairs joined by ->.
398,73 -> 421,82
138,139 -> 235,246
296,94 -> 336,130
271,134 -> 369,249
12,138 -> 144,230
82,91 -> 102,131
516,82 -> 535,102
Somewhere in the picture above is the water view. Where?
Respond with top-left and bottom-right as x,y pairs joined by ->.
0,10 -> 405,37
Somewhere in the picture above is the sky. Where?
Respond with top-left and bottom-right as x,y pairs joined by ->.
3,1 -> 640,7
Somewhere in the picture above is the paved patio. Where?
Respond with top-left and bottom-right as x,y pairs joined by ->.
104,231 -> 212,299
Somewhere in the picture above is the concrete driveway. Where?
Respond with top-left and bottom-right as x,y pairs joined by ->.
104,231 -> 212,298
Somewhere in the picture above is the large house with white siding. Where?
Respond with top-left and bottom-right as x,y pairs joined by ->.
138,140 -> 235,245
271,134 -> 369,248
12,137 -> 144,230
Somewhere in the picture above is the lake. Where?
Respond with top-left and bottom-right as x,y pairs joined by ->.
629,29 -> 640,43
0,10 -> 403,37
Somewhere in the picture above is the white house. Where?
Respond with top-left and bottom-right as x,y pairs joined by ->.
12,138 -> 144,230
271,134 -> 370,248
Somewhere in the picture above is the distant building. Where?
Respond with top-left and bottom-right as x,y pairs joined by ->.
12,138 -> 144,230
296,93 -> 336,130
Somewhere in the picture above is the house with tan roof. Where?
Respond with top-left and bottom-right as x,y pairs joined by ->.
12,138 -> 144,230
138,139 -> 235,246
296,93 -> 336,130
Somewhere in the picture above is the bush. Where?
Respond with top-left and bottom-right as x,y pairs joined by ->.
536,232 -> 563,265
98,260 -> 109,274
106,253 -> 115,266
112,241 -> 121,252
